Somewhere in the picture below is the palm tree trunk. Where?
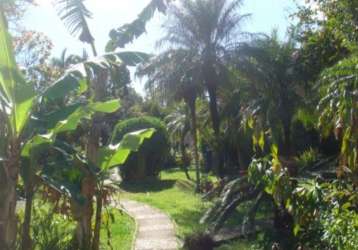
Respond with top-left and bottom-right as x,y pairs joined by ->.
283,123 -> 291,156
0,140 -> 20,250
90,42 -> 98,57
188,99 -> 201,192
207,84 -> 220,137
180,135 -> 191,181
206,82 -> 225,177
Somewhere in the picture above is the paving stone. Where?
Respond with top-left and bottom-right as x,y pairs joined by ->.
135,239 -> 178,250
137,229 -> 174,238
119,199 -> 179,250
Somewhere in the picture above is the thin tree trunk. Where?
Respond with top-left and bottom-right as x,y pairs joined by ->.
0,180 -> 18,250
90,42 -> 98,57
206,82 -> 225,177
273,201 -> 294,247
92,191 -> 103,250
203,50 -> 220,136
206,84 -> 220,137
188,99 -> 201,192
75,175 -> 95,250
0,140 -> 20,250
89,68 -> 106,250
182,165 -> 191,181
180,135 -> 191,181
21,185 -> 34,250
279,82 -> 293,158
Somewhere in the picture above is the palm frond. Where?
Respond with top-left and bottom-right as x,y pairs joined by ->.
54,0 -> 94,44
106,0 -> 170,51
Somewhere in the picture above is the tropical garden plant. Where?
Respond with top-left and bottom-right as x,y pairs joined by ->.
1,0 -> 358,249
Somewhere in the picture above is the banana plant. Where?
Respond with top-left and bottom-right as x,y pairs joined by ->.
19,97 -> 120,250
0,6 -> 149,249
53,1 -> 152,249
20,125 -> 155,250
18,49 -> 148,250
0,9 -> 37,249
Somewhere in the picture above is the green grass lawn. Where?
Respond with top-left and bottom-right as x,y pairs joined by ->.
100,209 -> 135,250
119,169 -> 211,238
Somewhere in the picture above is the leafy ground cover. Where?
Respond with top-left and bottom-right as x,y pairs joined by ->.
17,199 -> 134,250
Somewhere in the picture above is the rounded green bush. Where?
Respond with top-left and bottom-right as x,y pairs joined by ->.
111,116 -> 170,181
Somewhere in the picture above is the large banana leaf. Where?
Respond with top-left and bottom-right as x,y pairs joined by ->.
21,129 -> 155,205
52,99 -> 121,134
42,51 -> 149,102
0,10 -> 35,136
43,71 -> 88,101
21,99 -> 121,158
96,128 -> 156,171
106,51 -> 151,66
21,133 -> 53,158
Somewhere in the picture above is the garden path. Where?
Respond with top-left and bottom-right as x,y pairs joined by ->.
119,199 -> 180,250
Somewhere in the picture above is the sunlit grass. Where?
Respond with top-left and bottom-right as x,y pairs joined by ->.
100,209 -> 135,250
118,169 -> 264,249
119,169 -> 211,238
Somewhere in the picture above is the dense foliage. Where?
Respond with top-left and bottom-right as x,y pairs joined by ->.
111,116 -> 170,181
0,0 -> 357,249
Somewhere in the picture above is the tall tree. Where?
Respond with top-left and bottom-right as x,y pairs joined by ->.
233,31 -> 300,158
165,103 -> 192,180
54,1 -> 151,249
138,49 -> 203,191
160,0 -> 250,137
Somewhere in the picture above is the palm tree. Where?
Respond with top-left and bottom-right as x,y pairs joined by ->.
51,48 -> 89,70
138,49 -> 203,192
160,0 -> 250,137
318,55 -> 358,180
233,31 -> 299,158
165,103 -> 192,180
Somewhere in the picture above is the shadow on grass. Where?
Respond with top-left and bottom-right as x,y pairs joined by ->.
170,207 -> 207,237
119,179 -> 176,193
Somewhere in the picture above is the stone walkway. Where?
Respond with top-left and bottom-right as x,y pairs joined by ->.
119,200 -> 179,250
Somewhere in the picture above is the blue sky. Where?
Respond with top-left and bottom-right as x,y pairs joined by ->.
23,0 -> 300,95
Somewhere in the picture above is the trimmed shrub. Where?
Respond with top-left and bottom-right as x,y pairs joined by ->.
111,116 -> 170,181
